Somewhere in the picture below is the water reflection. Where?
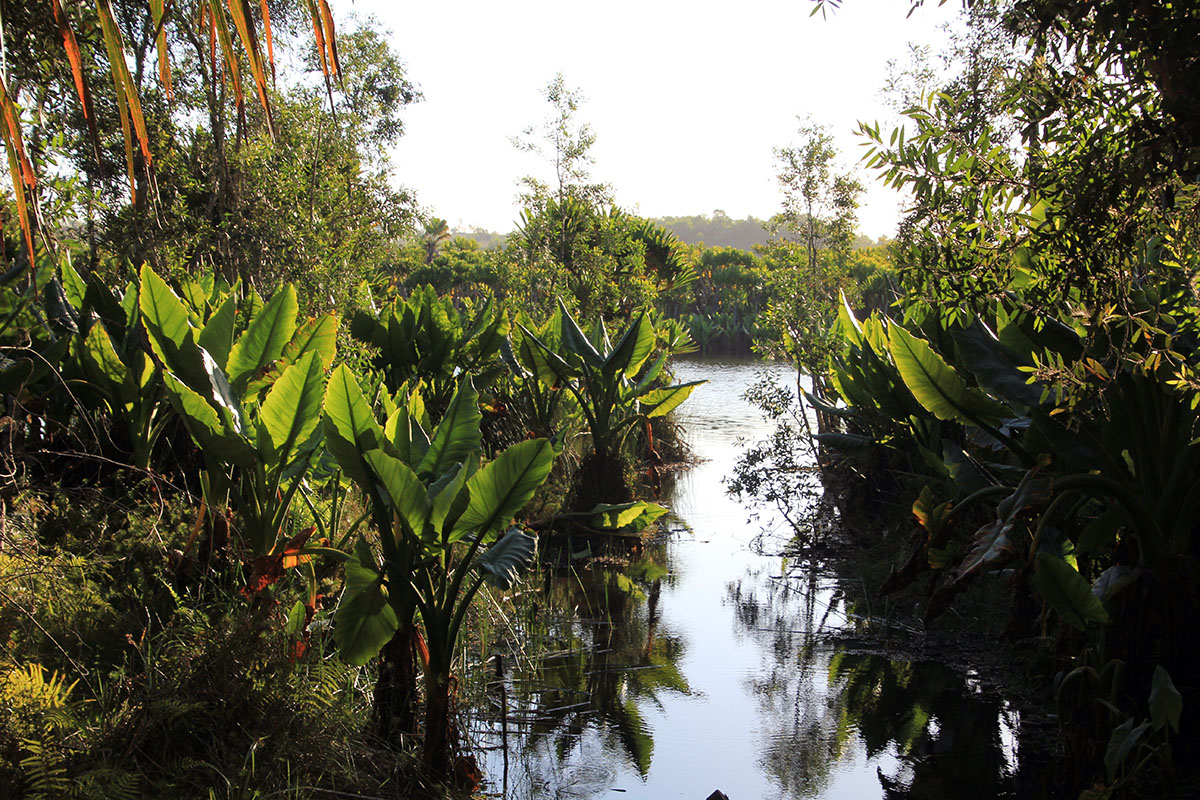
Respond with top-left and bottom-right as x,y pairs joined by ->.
469,360 -> 1040,799
722,562 -> 1020,798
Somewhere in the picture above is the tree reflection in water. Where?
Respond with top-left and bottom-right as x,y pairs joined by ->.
726,555 -> 1024,799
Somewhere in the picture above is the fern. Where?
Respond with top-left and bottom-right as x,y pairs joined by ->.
76,768 -> 141,800
19,730 -> 71,799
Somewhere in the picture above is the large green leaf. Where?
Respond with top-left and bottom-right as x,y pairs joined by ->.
429,461 -> 471,534
226,285 -> 298,392
603,310 -> 653,378
333,561 -> 399,666
887,323 -> 1009,426
1104,718 -> 1152,782
641,381 -> 705,418
417,379 -> 481,479
951,321 -> 1045,408
260,350 -> 325,464
283,312 -> 339,370
323,364 -> 388,486
1149,665 -> 1182,733
1033,553 -> 1110,631
162,371 -> 253,466
81,323 -> 129,401
557,298 -> 603,368
139,263 -> 192,358
199,348 -> 247,434
835,290 -> 864,347
139,263 -> 206,388
363,449 -> 430,541
516,323 -> 579,383
197,293 -> 237,369
475,527 -> 537,589
452,438 -> 556,541
590,501 -> 667,531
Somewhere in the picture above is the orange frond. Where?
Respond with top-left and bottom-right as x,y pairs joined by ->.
258,0 -> 276,85
53,0 -> 102,160
1,78 -> 37,258
97,0 -> 153,167
226,0 -> 274,137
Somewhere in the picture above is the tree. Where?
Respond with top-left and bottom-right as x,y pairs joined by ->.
772,119 -> 862,274
511,72 -> 611,211
421,217 -> 451,264
0,2 -> 416,310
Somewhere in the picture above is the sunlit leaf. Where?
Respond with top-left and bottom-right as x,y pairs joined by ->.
453,438 -> 556,541
227,285 -> 297,392
334,564 -> 398,666
260,350 -> 325,463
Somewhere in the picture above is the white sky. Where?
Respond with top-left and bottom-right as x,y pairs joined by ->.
341,0 -> 961,239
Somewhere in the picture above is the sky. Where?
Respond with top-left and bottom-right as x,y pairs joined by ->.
341,0 -> 961,239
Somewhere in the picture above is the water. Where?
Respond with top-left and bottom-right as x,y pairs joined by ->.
470,359 -> 1030,799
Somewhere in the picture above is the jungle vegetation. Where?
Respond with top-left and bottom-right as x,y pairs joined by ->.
1,0 -> 1198,798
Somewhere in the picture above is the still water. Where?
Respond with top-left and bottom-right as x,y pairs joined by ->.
470,360 -> 1026,800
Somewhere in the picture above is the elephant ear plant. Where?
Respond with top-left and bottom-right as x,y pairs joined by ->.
323,364 -> 556,776
518,298 -> 704,510
137,264 -> 337,566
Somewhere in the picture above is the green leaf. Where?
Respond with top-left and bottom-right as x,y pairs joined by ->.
516,323 -> 579,383
888,323 -> 1009,426
227,285 -> 298,392
590,501 -> 667,531
453,438 -> 556,541
198,293 -> 237,369
557,298 -> 603,368
363,449 -> 430,541
835,290 -> 864,346
813,432 -> 874,453
1103,718 -> 1151,782
1033,553 -> 1110,631
603,310 -> 654,377
417,378 -> 482,479
283,312 -> 338,370
323,364 -> 388,486
200,348 -> 246,436
333,564 -> 399,666
260,350 -> 325,465
139,263 -> 206,387
429,461 -> 471,533
81,323 -> 129,399
284,600 -> 306,636
139,263 -> 192,358
162,371 -> 253,466
1149,665 -> 1182,733
475,527 -> 537,590
641,381 -> 705,418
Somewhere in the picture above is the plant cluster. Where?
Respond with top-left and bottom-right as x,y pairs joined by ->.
798,0 -> 1200,795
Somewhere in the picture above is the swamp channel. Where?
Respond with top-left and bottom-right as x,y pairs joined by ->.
462,359 -> 1053,800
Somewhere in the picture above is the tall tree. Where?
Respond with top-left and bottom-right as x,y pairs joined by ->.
773,119 -> 862,274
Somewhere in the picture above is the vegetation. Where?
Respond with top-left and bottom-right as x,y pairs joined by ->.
3,0 -> 1199,796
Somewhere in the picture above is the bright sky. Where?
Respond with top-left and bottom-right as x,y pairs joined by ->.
342,0 -> 960,239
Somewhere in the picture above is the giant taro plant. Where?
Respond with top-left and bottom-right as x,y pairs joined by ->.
516,299 -> 703,510
323,365 -> 556,775
137,264 -> 337,566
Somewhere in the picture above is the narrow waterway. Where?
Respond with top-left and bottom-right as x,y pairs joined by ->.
471,359 -> 1027,800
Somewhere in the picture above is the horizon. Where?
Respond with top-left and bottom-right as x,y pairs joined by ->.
344,0 -> 961,240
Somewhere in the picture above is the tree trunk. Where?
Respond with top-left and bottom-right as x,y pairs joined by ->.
372,625 -> 420,747
422,676 -> 453,778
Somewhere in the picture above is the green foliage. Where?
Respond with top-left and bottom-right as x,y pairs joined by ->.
517,299 -> 704,508
324,367 -> 555,774
348,284 -> 508,412
139,263 -> 335,557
